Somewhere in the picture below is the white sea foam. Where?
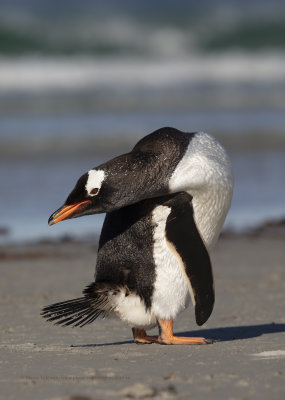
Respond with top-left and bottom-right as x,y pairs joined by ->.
0,53 -> 285,92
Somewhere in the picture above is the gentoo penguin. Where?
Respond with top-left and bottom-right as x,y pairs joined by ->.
42,127 -> 233,345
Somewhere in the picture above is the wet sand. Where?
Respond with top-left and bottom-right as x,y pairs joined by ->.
0,235 -> 284,400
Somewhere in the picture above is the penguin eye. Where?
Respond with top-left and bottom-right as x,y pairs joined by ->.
90,188 -> 99,196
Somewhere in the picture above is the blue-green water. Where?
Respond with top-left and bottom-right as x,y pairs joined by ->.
1,0 -> 285,55
1,111 -> 284,243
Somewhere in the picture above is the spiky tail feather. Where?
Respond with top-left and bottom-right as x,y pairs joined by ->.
41,282 -> 115,327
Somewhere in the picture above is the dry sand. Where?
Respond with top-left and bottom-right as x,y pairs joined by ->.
0,234 -> 284,400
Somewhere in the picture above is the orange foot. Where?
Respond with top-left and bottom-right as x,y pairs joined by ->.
157,319 -> 214,345
132,328 -> 158,344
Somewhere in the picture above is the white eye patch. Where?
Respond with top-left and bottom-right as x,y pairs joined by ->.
85,169 -> 105,196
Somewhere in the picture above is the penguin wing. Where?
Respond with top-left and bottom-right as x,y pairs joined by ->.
164,192 -> 214,326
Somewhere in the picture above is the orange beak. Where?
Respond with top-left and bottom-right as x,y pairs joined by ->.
48,200 -> 91,226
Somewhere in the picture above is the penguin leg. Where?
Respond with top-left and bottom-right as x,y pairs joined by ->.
157,319 -> 213,345
132,328 -> 158,344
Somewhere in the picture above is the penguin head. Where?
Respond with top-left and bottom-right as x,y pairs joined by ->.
48,127 -> 196,226
48,151 -> 168,226
48,169 -> 105,226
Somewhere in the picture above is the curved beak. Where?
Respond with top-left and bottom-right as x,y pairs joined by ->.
48,200 -> 91,226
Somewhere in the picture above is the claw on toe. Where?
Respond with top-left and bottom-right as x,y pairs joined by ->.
203,338 -> 215,344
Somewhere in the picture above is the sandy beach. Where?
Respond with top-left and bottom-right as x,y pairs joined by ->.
0,233 -> 284,400
1,1 -> 285,399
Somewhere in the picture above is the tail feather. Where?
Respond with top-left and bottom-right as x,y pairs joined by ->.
41,282 -> 115,327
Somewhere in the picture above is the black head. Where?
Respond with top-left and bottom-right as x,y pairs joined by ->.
48,152 -> 167,225
48,127 -> 190,225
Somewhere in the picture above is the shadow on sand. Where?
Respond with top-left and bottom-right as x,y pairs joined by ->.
179,322 -> 285,342
71,322 -> 285,347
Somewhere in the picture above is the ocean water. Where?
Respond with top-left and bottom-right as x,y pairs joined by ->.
1,112 -> 284,244
0,53 -> 284,243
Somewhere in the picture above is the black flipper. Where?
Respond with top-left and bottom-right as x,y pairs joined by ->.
41,282 -> 115,327
164,192 -> 214,326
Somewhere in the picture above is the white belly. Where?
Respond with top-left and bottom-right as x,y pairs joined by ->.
151,205 -> 191,320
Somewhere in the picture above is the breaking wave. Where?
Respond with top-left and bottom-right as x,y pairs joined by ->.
0,53 -> 285,93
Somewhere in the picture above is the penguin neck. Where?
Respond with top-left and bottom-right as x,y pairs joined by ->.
168,132 -> 234,251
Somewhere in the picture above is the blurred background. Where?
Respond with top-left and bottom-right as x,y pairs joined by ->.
0,0 -> 285,243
